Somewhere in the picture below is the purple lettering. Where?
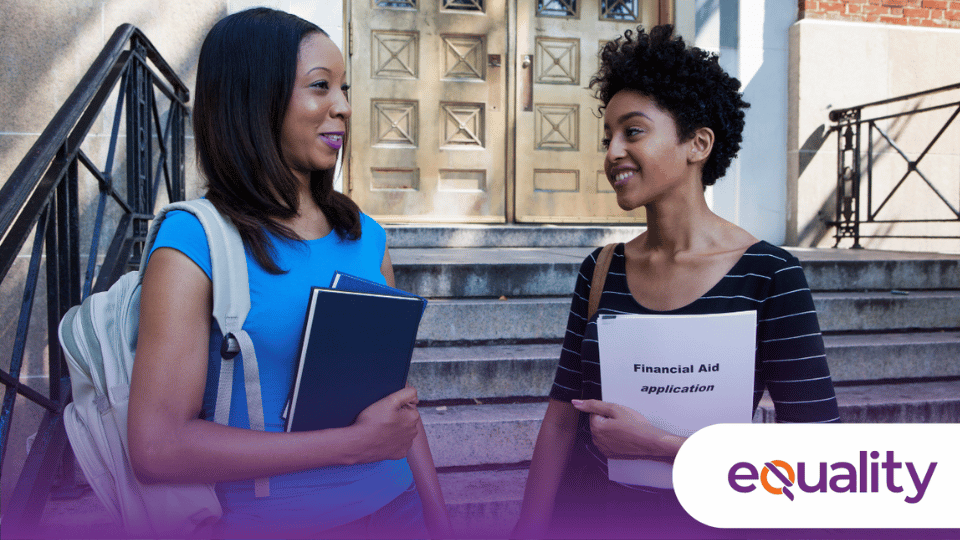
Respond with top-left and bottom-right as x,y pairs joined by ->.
728,462 -> 758,493
882,451 -> 903,493
904,462 -> 937,504
859,451 -> 868,493
797,462 -> 828,493
829,462 -> 857,493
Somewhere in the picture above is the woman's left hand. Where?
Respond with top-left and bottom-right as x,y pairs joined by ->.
571,399 -> 685,460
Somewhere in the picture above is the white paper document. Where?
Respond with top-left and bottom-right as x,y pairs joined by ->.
596,311 -> 756,488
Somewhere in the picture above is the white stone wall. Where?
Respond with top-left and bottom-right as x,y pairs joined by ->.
676,0 -> 797,246
0,0 -> 344,196
788,18 -> 960,253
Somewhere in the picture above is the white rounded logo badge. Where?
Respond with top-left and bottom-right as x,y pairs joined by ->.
674,424 -> 960,529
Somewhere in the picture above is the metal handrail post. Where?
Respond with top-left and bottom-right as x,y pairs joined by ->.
0,24 -> 190,533
852,110 -> 861,249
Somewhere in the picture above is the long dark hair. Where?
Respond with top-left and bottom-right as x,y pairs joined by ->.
193,7 -> 361,274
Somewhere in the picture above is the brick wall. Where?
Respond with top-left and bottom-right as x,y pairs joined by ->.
798,0 -> 960,28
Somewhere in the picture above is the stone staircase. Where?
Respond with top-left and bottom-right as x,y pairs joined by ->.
29,225 -> 960,539
396,227 -> 960,537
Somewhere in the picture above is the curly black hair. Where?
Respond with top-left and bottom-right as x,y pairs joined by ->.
590,25 -> 750,187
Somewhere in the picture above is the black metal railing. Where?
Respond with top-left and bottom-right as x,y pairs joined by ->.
828,82 -> 960,248
0,24 -> 188,532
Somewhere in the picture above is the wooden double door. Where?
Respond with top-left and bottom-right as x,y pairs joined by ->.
346,0 -> 667,223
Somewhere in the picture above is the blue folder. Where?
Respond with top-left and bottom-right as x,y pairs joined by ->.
284,274 -> 427,432
329,271 -> 428,317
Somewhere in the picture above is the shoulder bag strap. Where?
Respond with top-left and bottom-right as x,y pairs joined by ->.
588,243 -> 617,321
143,200 -> 270,497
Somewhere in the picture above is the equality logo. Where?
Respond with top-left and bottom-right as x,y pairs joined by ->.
760,460 -> 795,500
673,424 -> 959,529
727,451 -> 937,504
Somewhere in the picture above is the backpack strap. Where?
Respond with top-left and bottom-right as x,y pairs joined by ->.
587,243 -> 617,321
141,199 -> 270,497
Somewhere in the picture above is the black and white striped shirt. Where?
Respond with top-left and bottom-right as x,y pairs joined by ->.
550,242 -> 841,425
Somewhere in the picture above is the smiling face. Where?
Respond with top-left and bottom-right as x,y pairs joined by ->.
602,90 -> 704,211
279,33 -> 351,184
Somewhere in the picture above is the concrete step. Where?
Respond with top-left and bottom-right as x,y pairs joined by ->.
414,293 -> 960,345
32,381 -> 960,537
393,247 -> 591,298
792,248 -> 960,291
815,291 -> 960,333
30,487 -> 122,539
833,380 -> 960,423
386,224 -> 646,248
409,343 -> 558,400
421,402 -> 546,468
417,297 -> 568,344
392,247 -> 960,298
756,379 -> 960,423
439,468 -> 525,539
421,381 -> 960,468
408,333 -> 960,401
824,331 -> 960,382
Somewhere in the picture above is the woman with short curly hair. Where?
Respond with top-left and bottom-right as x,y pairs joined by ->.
514,25 -> 839,539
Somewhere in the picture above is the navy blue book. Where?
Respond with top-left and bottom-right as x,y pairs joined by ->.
284,281 -> 427,432
329,271 -> 428,317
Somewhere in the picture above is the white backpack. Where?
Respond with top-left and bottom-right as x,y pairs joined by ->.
59,199 -> 269,538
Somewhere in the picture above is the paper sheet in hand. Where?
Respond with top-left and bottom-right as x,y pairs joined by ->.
284,287 -> 425,432
596,311 -> 756,487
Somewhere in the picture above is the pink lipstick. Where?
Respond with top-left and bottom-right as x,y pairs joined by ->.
319,132 -> 344,151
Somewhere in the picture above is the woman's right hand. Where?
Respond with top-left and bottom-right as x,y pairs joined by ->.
352,387 -> 421,461
571,399 -> 685,460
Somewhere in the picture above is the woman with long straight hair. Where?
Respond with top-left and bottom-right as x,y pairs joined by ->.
127,8 -> 450,538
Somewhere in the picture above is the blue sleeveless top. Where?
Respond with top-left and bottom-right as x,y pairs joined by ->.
149,210 -> 413,535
